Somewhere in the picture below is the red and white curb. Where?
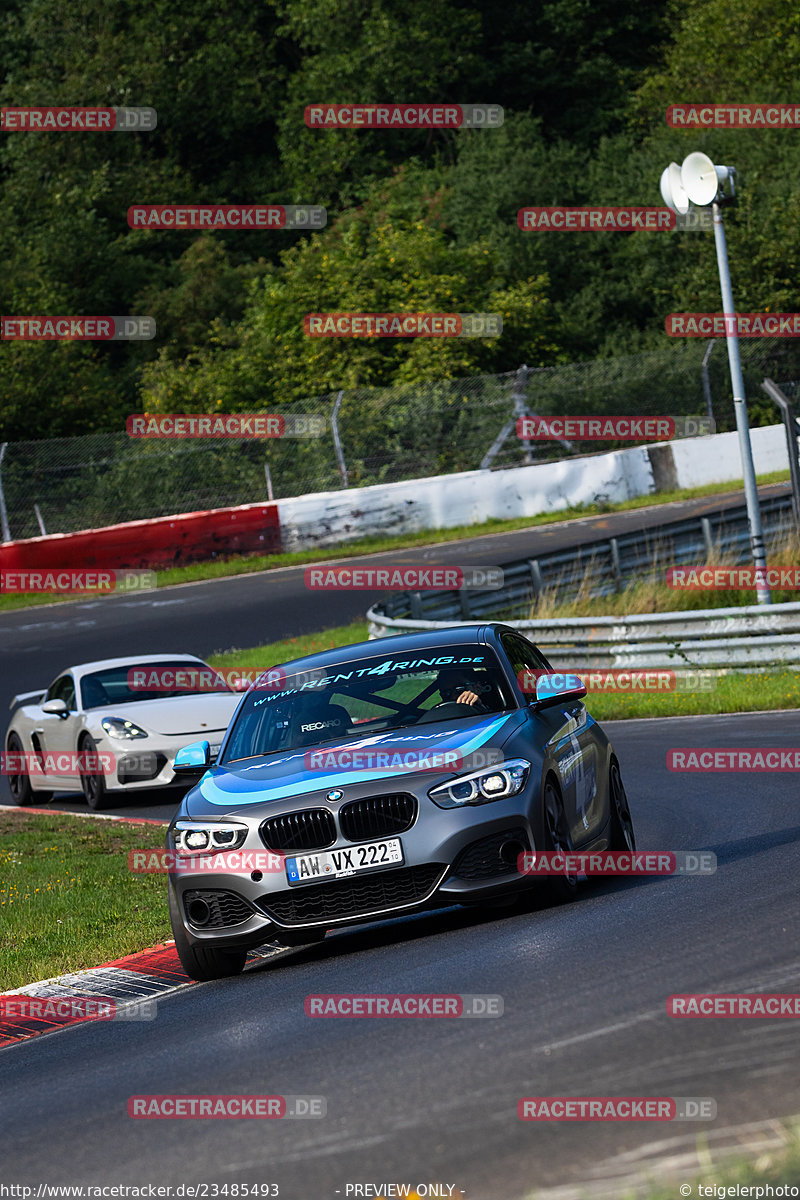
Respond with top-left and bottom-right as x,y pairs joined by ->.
0,803 -> 168,825
1,805 -> 291,1050
0,941 -> 282,1051
0,941 -> 187,1049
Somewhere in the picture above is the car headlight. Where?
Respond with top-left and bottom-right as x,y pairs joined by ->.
428,758 -> 531,808
173,821 -> 249,857
101,717 -> 149,740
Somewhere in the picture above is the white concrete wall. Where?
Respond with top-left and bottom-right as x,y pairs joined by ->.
670,423 -> 789,488
277,424 -> 789,551
278,446 -> 655,551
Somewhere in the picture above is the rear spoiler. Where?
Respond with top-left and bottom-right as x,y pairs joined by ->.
9,689 -> 45,711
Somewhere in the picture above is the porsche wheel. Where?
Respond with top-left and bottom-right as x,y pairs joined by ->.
79,733 -> 114,810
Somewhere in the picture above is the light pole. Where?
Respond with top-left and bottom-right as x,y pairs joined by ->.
660,153 -> 771,605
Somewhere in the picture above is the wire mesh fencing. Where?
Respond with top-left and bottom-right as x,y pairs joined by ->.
2,338 -> 799,540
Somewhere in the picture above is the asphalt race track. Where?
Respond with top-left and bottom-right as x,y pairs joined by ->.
2,709 -> 799,1197
2,489 -> 799,1195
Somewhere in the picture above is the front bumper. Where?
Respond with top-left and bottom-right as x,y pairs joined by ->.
98,732 -> 227,792
168,791 -> 539,949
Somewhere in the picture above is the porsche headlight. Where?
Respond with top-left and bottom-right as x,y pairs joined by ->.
173,821 -> 248,857
428,758 -> 531,809
101,717 -> 149,740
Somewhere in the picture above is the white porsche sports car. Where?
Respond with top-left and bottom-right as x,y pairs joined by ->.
4,654 -> 243,809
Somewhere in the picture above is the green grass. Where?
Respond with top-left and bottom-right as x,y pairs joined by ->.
612,1120 -> 800,1198
528,534 -> 800,618
0,469 -> 790,614
206,621 -> 370,675
0,811 -> 170,991
584,670 -> 800,721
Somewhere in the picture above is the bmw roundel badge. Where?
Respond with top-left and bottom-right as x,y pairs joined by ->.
326,789 -> 343,802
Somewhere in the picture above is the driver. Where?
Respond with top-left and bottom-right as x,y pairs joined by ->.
436,667 -> 490,712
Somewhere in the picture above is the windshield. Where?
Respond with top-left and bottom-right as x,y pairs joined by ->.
222,645 -> 513,763
80,661 -> 233,708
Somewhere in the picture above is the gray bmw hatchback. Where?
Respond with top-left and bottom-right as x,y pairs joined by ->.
167,623 -> 635,980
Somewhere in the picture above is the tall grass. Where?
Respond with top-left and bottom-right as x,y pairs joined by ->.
528,523 -> 800,618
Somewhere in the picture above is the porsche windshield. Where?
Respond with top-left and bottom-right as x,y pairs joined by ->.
222,646 -> 513,762
80,661 -> 233,708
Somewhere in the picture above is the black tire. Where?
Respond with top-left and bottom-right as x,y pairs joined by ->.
540,776 -> 579,904
169,887 -> 247,981
5,733 -> 52,806
79,734 -> 115,810
608,759 -> 636,851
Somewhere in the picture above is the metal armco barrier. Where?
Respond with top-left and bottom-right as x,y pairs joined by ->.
370,494 -> 795,622
367,493 -> 800,669
367,602 -> 800,670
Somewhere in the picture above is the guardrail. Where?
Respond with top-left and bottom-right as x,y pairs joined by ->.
370,492 -> 796,625
366,491 -> 800,669
366,602 -> 800,670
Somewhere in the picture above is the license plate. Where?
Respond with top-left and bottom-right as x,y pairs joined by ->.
285,838 -> 404,886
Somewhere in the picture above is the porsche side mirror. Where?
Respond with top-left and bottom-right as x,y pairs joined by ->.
41,698 -> 69,719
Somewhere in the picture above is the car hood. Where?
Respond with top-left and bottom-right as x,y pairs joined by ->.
91,693 -> 241,736
185,710 -> 527,817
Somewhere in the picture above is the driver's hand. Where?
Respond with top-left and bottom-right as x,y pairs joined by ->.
455,689 -> 480,706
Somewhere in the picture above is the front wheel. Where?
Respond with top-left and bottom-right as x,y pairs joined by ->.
79,734 -> 114,810
169,887 -> 247,981
608,759 -> 636,851
540,776 -> 578,904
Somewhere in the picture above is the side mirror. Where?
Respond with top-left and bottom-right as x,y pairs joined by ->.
174,739 -> 211,773
41,698 -> 69,719
532,673 -> 587,709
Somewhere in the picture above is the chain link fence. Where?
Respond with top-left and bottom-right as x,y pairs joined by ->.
2,338 -> 800,540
